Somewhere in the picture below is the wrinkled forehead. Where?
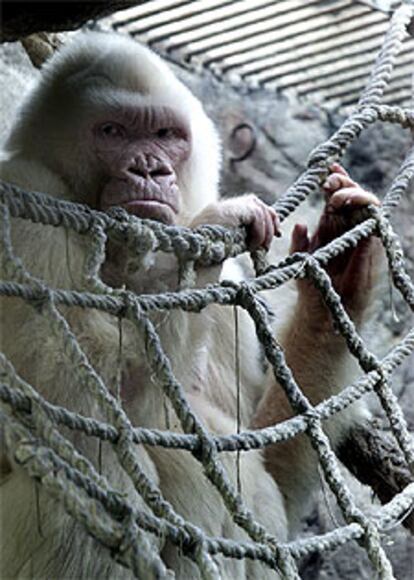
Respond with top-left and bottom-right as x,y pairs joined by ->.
76,82 -> 192,131
57,50 -> 194,122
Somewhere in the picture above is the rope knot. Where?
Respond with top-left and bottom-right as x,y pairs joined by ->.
234,282 -> 256,309
117,290 -> 143,321
303,408 -> 320,425
29,283 -> 53,313
106,206 -> 157,256
294,254 -> 319,281
192,433 -> 216,469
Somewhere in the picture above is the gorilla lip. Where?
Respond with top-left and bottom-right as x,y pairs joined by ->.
100,182 -> 179,224
120,199 -> 177,224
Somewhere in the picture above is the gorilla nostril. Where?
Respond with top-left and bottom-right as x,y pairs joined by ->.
150,166 -> 172,178
128,166 -> 148,178
127,157 -> 172,179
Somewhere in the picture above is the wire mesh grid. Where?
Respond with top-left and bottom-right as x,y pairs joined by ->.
0,3 -> 413,579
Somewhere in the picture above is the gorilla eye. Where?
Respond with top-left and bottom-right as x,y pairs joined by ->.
98,122 -> 125,138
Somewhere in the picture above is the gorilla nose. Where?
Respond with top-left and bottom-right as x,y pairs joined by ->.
127,166 -> 149,179
127,158 -> 172,180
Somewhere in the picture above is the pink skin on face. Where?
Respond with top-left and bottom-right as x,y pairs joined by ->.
93,105 -> 191,224
92,104 -> 282,251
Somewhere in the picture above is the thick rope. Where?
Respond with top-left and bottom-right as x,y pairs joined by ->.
1,4 -> 413,579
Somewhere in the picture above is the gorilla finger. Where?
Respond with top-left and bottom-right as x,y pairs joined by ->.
290,223 -> 310,254
328,188 -> 380,211
323,173 -> 357,193
253,199 -> 281,239
267,205 -> 282,237
329,162 -> 350,177
247,208 -> 267,250
271,211 -> 282,238
262,206 -> 275,250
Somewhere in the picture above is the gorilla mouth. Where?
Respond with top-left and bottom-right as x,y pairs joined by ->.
120,199 -> 177,224
100,179 -> 179,225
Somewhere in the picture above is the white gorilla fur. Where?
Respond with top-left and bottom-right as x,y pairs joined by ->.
0,32 -> 371,579
5,33 -> 221,215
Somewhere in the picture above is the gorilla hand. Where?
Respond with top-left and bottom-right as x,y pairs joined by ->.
291,163 -> 382,325
190,194 -> 281,251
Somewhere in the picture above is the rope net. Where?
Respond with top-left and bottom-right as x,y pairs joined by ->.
1,3 -> 413,579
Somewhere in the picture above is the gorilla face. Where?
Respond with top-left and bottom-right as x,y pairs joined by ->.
93,105 -> 192,224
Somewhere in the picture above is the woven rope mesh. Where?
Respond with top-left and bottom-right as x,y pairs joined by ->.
1,3 -> 413,579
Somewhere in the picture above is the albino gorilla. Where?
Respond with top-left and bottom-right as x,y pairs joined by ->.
0,32 -> 381,579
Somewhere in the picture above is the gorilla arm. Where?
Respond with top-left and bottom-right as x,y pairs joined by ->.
253,165 -> 382,532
